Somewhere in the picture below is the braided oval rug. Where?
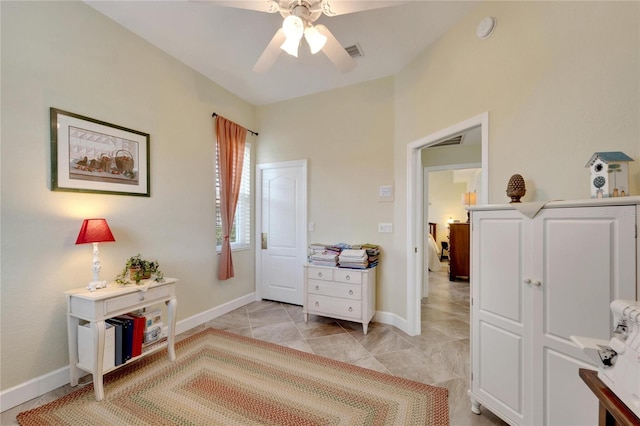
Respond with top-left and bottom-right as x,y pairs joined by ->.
18,328 -> 448,425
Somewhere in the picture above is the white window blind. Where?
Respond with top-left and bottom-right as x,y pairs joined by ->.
216,143 -> 251,251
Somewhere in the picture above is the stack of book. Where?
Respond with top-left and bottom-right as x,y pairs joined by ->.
78,308 -> 164,370
362,244 -> 380,268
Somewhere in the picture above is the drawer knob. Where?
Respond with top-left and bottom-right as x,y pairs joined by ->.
348,290 -> 353,295
315,285 -> 319,291
348,307 -> 353,312
346,275 -> 350,280
317,272 -> 323,278
138,293 -> 145,301
315,301 -> 319,307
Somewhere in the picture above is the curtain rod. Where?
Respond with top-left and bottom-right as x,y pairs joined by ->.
212,113 -> 259,136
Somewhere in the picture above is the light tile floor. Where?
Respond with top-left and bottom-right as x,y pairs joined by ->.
2,262 -> 506,425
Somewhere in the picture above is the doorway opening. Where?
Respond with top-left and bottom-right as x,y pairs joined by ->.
405,113 -> 488,336
423,165 -> 481,297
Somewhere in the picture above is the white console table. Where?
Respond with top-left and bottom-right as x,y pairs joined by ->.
65,278 -> 177,401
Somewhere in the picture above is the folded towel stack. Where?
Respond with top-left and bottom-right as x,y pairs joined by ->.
338,249 -> 369,269
310,251 -> 338,267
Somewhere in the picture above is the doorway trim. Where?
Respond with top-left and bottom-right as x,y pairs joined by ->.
405,112 -> 489,336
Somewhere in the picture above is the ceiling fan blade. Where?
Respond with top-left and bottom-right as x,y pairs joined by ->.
253,28 -> 286,73
320,0 -> 407,16
203,0 -> 279,13
315,24 -> 356,73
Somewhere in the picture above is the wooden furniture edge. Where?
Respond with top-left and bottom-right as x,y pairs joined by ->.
579,368 -> 640,426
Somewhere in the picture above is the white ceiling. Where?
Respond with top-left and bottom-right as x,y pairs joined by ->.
85,1 -> 478,106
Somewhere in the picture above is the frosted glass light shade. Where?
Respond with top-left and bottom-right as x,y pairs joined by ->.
304,25 -> 327,54
281,15 -> 304,57
281,37 -> 301,57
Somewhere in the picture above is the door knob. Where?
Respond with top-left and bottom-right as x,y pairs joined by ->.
523,278 -> 531,284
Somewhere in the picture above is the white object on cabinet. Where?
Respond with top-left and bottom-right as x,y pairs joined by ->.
303,265 -> 376,334
78,322 -> 115,373
469,199 -> 638,426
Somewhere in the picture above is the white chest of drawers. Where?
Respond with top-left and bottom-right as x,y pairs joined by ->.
65,278 -> 177,401
303,265 -> 376,334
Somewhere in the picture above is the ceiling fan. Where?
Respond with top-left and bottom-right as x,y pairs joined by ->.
209,0 -> 404,73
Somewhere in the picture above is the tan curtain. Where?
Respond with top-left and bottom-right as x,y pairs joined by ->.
215,116 -> 247,280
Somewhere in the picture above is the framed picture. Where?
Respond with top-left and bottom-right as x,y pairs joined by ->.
50,108 -> 150,197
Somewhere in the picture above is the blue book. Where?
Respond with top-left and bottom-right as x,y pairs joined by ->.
114,316 -> 134,362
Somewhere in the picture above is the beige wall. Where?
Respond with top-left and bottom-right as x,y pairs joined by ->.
1,1 -> 256,390
256,78 -> 396,311
397,1 -> 639,202
389,0 -> 639,317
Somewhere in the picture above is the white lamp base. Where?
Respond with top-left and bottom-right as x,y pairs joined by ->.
87,280 -> 108,292
86,242 -> 108,291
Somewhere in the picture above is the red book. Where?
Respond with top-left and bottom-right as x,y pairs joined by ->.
120,314 -> 145,357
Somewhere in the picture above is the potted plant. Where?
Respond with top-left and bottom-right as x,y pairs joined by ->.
115,254 -> 163,285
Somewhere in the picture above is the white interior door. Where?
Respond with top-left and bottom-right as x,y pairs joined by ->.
256,160 -> 307,305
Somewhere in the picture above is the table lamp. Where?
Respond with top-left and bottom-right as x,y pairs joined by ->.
462,191 -> 477,223
75,218 -> 115,291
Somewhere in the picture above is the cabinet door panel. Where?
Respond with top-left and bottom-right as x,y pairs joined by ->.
478,321 -> 524,419
537,206 -> 637,342
543,349 -> 598,426
477,218 -> 525,323
533,205 -> 636,426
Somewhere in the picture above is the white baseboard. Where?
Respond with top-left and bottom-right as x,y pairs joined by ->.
0,292 -> 258,413
0,366 -> 71,413
374,310 -> 409,335
174,292 -> 257,335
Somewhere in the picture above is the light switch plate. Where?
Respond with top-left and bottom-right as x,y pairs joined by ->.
378,223 -> 393,233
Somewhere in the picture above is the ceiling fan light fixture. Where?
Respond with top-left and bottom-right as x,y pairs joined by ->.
304,25 -> 327,54
281,15 -> 304,57
281,37 -> 300,57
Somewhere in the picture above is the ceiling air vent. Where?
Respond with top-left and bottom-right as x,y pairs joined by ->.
345,44 -> 363,58
432,134 -> 464,147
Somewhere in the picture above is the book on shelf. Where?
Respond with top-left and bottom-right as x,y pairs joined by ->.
111,316 -> 134,362
143,322 -> 163,345
105,319 -> 124,366
118,314 -> 145,358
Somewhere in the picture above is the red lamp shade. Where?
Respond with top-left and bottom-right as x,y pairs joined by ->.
75,219 -> 116,245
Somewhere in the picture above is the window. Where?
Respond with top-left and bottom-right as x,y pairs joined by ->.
216,143 -> 251,251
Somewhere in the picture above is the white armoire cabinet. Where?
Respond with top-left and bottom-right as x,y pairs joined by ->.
469,198 -> 638,425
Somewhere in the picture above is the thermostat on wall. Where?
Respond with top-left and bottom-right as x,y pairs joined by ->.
379,185 -> 393,202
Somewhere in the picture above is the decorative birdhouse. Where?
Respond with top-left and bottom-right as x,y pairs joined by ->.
585,152 -> 634,198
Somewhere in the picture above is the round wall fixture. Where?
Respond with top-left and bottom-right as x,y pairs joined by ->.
476,17 -> 496,39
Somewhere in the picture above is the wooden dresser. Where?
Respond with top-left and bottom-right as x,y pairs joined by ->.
449,223 -> 470,281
